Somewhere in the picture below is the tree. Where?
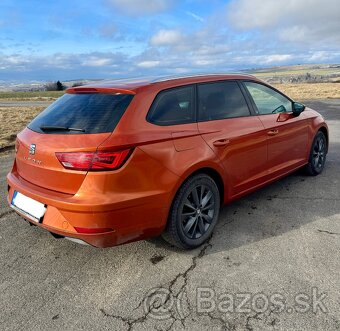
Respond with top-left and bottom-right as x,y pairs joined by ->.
56,80 -> 64,91
45,81 -> 65,91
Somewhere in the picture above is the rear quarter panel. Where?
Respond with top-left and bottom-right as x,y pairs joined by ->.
98,87 -> 227,205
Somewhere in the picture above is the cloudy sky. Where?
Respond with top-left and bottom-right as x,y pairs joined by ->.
1,0 -> 340,81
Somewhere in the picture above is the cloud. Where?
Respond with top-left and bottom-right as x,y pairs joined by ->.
263,54 -> 293,64
227,0 -> 340,46
0,52 -> 127,80
185,11 -> 205,23
1,0 -> 340,82
150,29 -> 183,46
82,57 -> 114,67
105,0 -> 174,16
308,51 -> 340,62
137,60 -> 160,68
227,0 -> 338,29
99,25 -> 118,39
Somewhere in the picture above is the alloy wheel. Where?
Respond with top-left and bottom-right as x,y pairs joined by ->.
181,185 -> 215,239
312,135 -> 326,171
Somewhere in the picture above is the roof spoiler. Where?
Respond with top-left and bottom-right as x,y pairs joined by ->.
66,87 -> 136,95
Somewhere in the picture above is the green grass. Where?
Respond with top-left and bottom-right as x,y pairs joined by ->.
0,90 -> 65,99
248,65 -> 340,78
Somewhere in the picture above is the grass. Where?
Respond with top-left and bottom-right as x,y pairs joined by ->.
249,64 -> 340,78
272,83 -> 340,101
0,106 -> 44,149
0,90 -> 64,101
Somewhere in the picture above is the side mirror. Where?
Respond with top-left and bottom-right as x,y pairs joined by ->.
292,102 -> 305,116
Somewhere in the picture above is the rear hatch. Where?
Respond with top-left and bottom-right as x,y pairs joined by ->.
15,91 -> 134,194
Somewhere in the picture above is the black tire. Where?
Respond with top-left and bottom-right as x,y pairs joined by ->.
162,173 -> 220,249
305,131 -> 327,176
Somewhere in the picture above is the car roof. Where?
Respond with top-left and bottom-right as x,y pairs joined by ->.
67,73 -> 259,95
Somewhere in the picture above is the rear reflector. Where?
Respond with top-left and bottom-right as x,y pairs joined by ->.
15,139 -> 20,153
74,227 -> 114,234
56,149 -> 132,171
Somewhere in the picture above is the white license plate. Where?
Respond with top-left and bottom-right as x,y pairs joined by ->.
11,191 -> 46,222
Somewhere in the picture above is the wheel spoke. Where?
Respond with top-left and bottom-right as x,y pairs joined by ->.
184,199 -> 196,210
191,218 -> 199,238
184,216 -> 196,235
317,139 -> 321,151
182,211 -> 196,216
197,216 -> 206,235
192,187 -> 200,207
319,140 -> 324,151
200,185 -> 206,203
201,190 -> 213,208
201,213 -> 213,224
202,203 -> 214,211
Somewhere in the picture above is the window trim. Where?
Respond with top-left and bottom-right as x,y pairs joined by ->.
241,80 -> 294,116
146,84 -> 196,126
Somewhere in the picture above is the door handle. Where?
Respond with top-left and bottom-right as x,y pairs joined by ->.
213,139 -> 230,147
267,129 -> 279,136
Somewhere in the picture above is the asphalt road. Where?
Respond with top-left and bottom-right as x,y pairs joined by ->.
0,101 -> 52,107
0,99 -> 339,331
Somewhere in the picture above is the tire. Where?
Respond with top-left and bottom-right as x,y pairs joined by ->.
305,131 -> 327,176
162,173 -> 220,249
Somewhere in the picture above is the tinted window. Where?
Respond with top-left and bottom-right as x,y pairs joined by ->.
28,93 -> 133,134
244,82 -> 292,115
198,81 -> 250,121
147,86 -> 195,125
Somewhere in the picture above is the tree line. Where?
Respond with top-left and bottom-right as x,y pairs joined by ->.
44,81 -> 84,91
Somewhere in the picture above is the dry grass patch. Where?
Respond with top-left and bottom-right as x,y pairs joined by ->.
272,83 -> 340,101
0,91 -> 64,101
0,106 -> 44,149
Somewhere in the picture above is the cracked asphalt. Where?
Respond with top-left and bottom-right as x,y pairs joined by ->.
0,99 -> 340,331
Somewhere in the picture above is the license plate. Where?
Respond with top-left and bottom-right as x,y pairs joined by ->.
11,191 -> 46,222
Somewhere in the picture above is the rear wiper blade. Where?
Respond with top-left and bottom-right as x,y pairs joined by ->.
40,125 -> 85,132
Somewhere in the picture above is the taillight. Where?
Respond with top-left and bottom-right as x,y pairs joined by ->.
55,149 -> 132,171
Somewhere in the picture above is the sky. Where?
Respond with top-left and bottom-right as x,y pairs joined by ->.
0,0 -> 340,81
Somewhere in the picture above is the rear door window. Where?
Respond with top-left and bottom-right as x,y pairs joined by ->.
147,86 -> 195,125
28,93 -> 133,134
198,81 -> 251,121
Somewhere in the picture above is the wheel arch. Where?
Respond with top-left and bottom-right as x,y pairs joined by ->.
172,166 -> 225,207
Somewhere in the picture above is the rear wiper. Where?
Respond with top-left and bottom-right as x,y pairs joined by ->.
40,125 -> 85,132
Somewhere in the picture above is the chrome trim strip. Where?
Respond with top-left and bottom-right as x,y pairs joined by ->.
65,237 -> 90,246
10,204 -> 41,224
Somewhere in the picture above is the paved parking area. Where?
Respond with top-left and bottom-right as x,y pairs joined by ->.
0,99 -> 339,330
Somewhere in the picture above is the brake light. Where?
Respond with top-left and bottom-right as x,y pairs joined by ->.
55,149 -> 132,171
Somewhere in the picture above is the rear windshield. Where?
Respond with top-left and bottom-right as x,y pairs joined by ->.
28,93 -> 134,134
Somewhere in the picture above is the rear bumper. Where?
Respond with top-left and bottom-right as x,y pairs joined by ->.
7,171 -> 174,248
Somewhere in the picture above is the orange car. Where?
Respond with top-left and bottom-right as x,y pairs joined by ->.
7,74 -> 328,249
